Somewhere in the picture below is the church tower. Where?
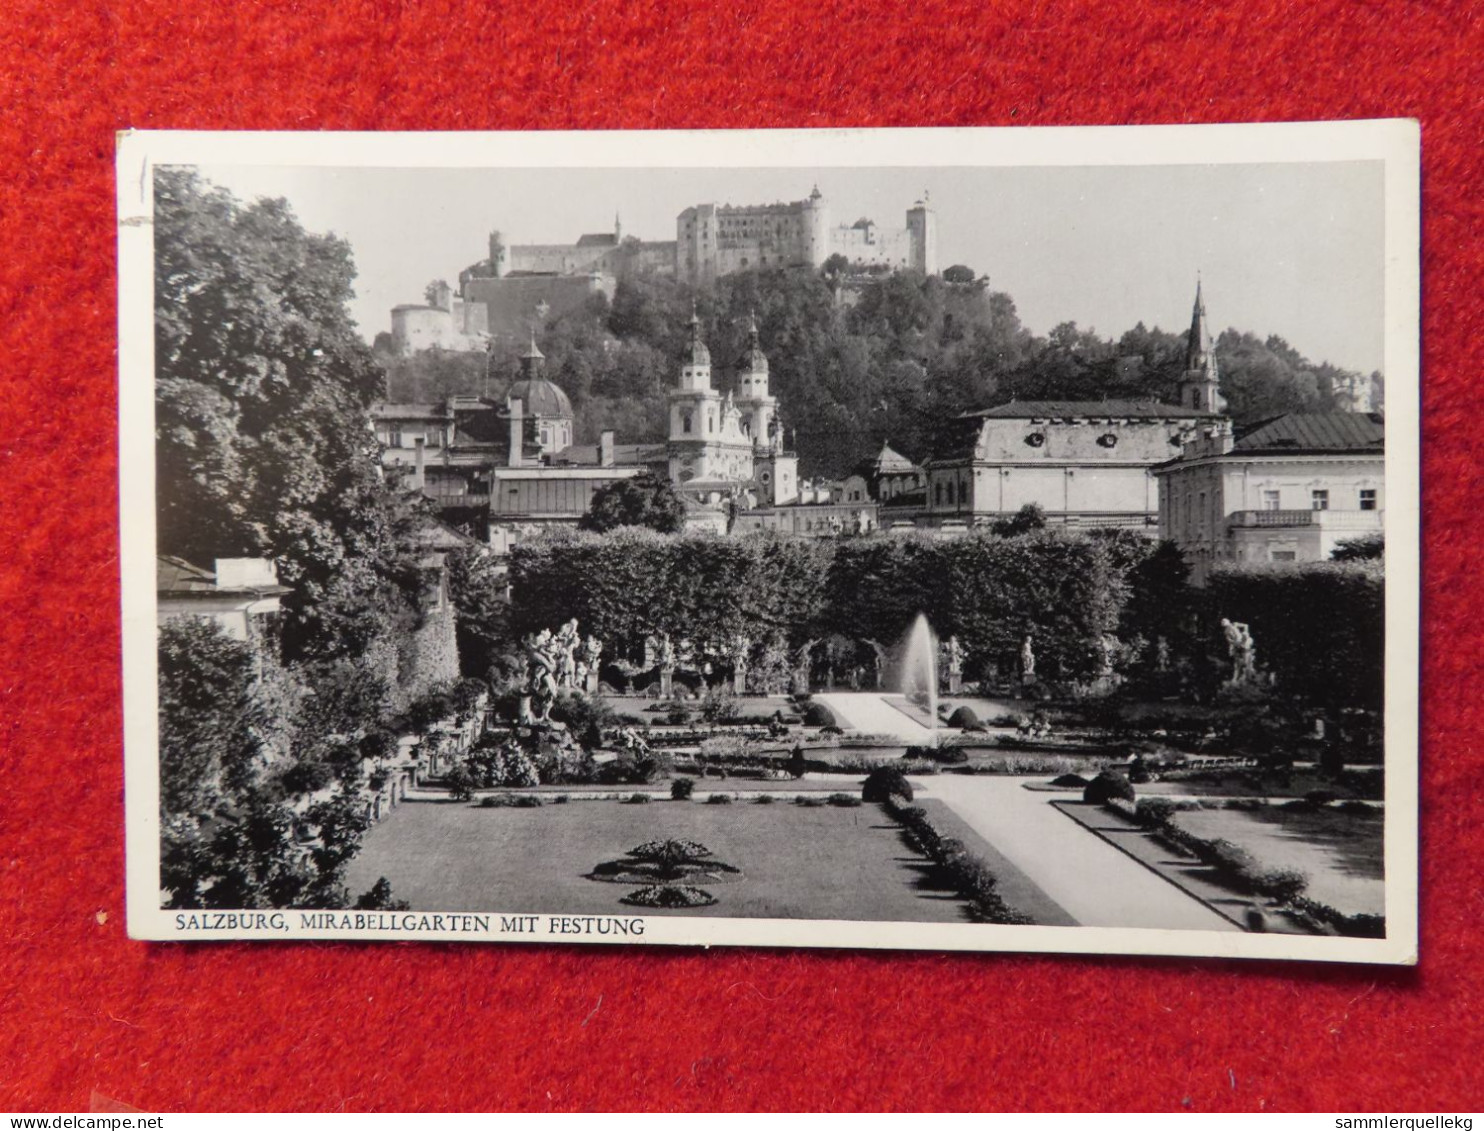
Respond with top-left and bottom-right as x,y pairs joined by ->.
734,313 -> 798,506
1179,280 -> 1226,414
668,307 -> 723,486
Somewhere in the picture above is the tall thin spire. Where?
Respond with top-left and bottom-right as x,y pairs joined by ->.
1186,277 -> 1216,376
1180,278 -> 1223,413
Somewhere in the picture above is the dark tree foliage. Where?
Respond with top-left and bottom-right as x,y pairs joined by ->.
508,527 -> 1129,681
578,472 -> 687,534
154,172 -> 436,910
1331,532 -> 1385,562
376,261 -> 1374,479
990,503 -> 1047,537
154,168 -> 422,664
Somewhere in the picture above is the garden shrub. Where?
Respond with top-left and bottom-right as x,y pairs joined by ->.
1252,866 -> 1309,903
752,794 -> 776,805
794,795 -> 826,807
352,878 -> 410,911
705,793 -> 734,805
947,706 -> 981,730
827,793 -> 863,808
862,766 -> 915,804
280,760 -> 336,797
884,799 -> 1030,925
1049,773 -> 1090,788
1134,797 -> 1179,827
624,793 -> 651,805
478,794 -> 543,809
802,702 -> 839,728
666,707 -> 693,726
1083,770 -> 1135,806
699,686 -> 742,724
670,778 -> 695,800
622,884 -> 717,909
469,743 -> 541,788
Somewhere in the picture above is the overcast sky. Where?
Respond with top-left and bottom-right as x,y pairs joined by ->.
183,161 -> 1385,375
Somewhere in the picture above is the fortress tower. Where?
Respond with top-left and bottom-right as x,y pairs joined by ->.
907,194 -> 938,276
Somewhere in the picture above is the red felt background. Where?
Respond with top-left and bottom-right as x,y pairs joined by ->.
1,0 -> 1480,1113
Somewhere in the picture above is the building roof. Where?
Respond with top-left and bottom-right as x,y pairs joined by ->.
157,555 -> 291,597
551,442 -> 666,468
964,400 -> 1215,420
1233,412 -> 1385,453
371,402 -> 452,421
506,377 -> 573,418
157,555 -> 217,593
870,442 -> 918,473
575,232 -> 619,248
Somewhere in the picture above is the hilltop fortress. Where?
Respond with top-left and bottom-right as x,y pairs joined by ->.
387,187 -> 939,356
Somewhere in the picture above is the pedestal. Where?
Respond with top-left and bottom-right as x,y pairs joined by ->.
947,671 -> 962,695
733,668 -> 747,695
659,668 -> 673,698
584,670 -> 599,695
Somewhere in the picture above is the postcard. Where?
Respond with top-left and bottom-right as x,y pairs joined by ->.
118,122 -> 1419,962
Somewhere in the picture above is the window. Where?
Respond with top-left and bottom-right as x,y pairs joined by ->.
681,411 -> 692,434
1262,490 -> 1281,511
935,482 -> 944,505
1271,550 -> 1297,562
1360,488 -> 1377,511
1312,489 -> 1329,511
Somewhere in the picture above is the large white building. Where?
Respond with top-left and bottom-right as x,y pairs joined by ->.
1152,412 -> 1385,584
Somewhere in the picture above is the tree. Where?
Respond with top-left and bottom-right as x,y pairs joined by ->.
1331,532 -> 1384,561
154,168 -> 420,666
579,472 -> 686,534
991,503 -> 1047,537
423,279 -> 450,306
941,264 -> 978,286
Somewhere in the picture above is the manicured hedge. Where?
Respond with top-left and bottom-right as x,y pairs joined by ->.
1206,560 -> 1383,708
885,800 -> 1031,925
508,528 -> 1134,682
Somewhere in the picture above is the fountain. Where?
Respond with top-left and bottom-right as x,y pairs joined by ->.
892,613 -> 939,745
805,614 -> 945,745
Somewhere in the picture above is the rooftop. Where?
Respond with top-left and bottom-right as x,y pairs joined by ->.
1233,412 -> 1385,452
964,400 -> 1216,420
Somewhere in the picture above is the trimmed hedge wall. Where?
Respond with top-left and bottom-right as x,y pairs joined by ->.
508,528 -> 1131,682
1206,560 -> 1383,708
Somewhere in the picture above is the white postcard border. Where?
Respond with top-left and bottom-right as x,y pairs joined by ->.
117,122 -> 1420,964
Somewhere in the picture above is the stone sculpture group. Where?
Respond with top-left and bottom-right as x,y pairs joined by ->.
521,619 -> 603,723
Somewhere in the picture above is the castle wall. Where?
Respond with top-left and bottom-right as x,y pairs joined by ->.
461,274 -> 616,341
390,306 -> 486,356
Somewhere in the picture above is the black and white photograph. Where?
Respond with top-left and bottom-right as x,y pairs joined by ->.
118,124 -> 1419,962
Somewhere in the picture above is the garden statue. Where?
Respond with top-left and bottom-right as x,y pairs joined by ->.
1098,634 -> 1119,679
582,634 -> 603,693
554,619 -> 582,688
1020,635 -> 1037,683
1221,617 -> 1258,685
1155,636 -> 1172,672
943,635 -> 965,694
864,640 -> 889,690
523,628 -> 561,723
730,634 -> 751,695
657,632 -> 677,698
792,639 -> 819,694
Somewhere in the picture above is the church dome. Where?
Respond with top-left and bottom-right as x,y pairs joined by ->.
507,376 -> 572,419
689,337 -> 712,367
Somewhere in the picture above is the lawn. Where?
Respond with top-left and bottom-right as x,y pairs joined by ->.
345,795 -> 976,922
1170,805 -> 1385,917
